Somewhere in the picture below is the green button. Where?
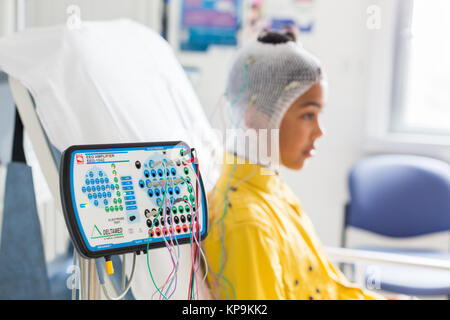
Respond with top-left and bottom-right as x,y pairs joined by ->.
115,184 -> 119,190
116,191 -> 121,197
115,205 -> 119,211
110,206 -> 114,212
118,198 -> 122,204
188,185 -> 193,193
114,177 -> 118,183
184,167 -> 189,175
183,195 -> 188,201
105,207 -> 109,212
172,207 -> 177,214
190,195 -> 195,202
113,198 -> 117,204
119,205 -> 123,211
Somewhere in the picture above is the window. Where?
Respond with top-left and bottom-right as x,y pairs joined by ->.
391,0 -> 450,135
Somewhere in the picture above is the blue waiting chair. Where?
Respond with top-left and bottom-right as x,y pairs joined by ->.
342,154 -> 450,296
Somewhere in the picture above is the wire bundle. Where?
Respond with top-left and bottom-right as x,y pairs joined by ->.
146,153 -> 208,300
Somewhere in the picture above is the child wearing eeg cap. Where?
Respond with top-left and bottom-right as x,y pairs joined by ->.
203,29 -> 383,300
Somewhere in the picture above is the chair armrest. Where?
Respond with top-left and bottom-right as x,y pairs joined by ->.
324,246 -> 450,271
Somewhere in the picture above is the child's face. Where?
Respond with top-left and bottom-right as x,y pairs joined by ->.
279,82 -> 325,170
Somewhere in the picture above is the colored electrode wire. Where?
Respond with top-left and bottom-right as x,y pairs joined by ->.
186,157 -> 200,300
146,176 -> 169,300
158,163 -> 181,300
181,163 -> 210,298
180,155 -> 203,300
180,175 -> 209,285
158,207 -> 178,298
203,58 -> 256,299
150,163 -> 183,300
214,60 -> 252,299
146,153 -> 203,300
161,198 -> 181,299
225,58 -> 251,127
186,198 -> 199,300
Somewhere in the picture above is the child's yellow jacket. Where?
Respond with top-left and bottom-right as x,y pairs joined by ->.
203,154 -> 382,300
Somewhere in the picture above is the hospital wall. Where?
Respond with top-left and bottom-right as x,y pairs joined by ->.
1,0 -> 448,252
172,0 -> 450,250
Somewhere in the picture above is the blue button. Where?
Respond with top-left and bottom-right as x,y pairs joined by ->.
96,185 -> 101,192
151,169 -> 156,177
101,185 -> 106,191
121,181 -> 132,185
94,200 -> 98,206
93,193 -> 97,199
82,187 -> 86,193
170,197 -> 174,204
139,180 -> 145,188
123,186 -> 134,191
98,193 -> 102,198
156,198 -> 162,206
88,193 -> 93,200
121,176 -> 131,180
126,205 -> 137,211
100,178 -> 104,184
90,179 -> 95,185
107,192 -> 112,198
104,199 -> 108,205
147,189 -> 153,197
144,170 -> 150,178
157,169 -> 163,177
124,196 -> 135,201
102,192 -> 107,198
125,191 -> 135,195
105,178 -> 109,184
85,179 -> 90,185
89,171 -> 94,178
175,186 -> 180,195
99,171 -> 103,177
171,168 -> 177,176
146,179 -> 152,188
95,178 -> 100,184
125,201 -> 136,206
154,189 -> 160,197
110,184 -> 114,190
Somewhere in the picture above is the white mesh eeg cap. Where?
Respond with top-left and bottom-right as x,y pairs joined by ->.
225,38 -> 324,131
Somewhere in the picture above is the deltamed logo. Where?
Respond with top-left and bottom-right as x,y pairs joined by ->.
76,154 -> 85,165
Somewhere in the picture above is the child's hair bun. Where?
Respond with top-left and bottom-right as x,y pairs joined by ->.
257,28 -> 297,44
